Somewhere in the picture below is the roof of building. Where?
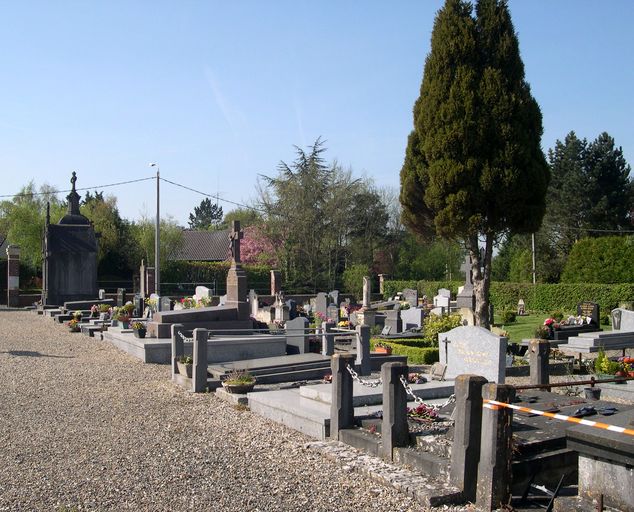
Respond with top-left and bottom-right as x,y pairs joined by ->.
171,230 -> 230,262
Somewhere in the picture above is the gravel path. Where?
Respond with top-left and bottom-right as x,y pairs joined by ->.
0,310 -> 425,512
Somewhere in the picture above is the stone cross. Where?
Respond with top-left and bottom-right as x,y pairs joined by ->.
460,255 -> 473,287
229,220 -> 243,265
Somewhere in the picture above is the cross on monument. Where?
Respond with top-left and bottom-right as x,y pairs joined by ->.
460,255 -> 472,287
229,220 -> 243,265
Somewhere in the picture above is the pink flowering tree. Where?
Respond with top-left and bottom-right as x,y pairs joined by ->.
241,225 -> 278,266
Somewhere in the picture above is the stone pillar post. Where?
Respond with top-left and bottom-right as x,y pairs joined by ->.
192,328 -> 208,393
378,274 -> 385,295
381,362 -> 409,460
146,267 -> 156,295
529,339 -> 550,387
330,353 -> 355,440
171,323 -> 185,380
270,270 -> 281,296
355,324 -> 371,376
476,383 -> 515,511
139,260 -> 147,297
321,321 -> 335,356
6,245 -> 20,307
362,276 -> 371,308
450,374 -> 488,502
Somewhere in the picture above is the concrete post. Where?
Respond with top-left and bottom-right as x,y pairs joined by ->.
139,260 -> 146,297
321,321 -> 335,356
381,362 -> 409,460
476,383 -> 515,511
529,339 -> 550,387
378,274 -> 385,295
330,353 -> 355,440
6,245 -> 20,307
270,269 -> 281,296
171,323 -> 185,380
450,374 -> 488,502
355,324 -> 371,376
192,328 -> 208,393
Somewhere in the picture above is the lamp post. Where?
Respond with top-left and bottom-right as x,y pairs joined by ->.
149,163 -> 160,308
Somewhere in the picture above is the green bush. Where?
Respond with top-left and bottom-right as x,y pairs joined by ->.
370,337 -> 433,348
370,338 -> 439,364
550,310 -> 564,322
161,261 -> 270,294
342,264 -> 371,302
384,279 -> 634,313
423,314 -> 463,344
562,236 -> 634,284
500,310 -> 517,324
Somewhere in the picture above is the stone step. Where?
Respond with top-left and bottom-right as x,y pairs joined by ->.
577,330 -> 634,339
242,366 -> 331,384
566,333 -> 634,348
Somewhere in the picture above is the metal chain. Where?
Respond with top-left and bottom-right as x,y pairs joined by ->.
178,331 -> 193,342
399,375 -> 456,410
346,364 -> 382,388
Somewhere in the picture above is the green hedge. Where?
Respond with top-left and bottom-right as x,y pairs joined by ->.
162,261 -> 271,294
384,279 -> 634,313
370,338 -> 439,365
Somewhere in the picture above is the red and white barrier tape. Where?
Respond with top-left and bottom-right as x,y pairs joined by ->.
483,399 -> 634,437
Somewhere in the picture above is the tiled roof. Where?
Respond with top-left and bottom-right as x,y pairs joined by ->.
171,230 -> 230,261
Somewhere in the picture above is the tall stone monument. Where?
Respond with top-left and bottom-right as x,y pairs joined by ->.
456,255 -> 476,311
42,172 -> 98,305
226,220 -> 249,320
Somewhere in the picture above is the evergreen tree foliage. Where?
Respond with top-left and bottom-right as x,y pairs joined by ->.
188,198 -> 223,230
561,236 -> 634,284
400,0 -> 549,327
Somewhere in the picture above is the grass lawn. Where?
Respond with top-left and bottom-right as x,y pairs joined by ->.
494,313 -> 543,343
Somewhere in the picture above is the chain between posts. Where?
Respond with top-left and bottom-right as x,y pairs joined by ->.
346,364 -> 382,388
399,375 -> 456,410
178,331 -> 193,343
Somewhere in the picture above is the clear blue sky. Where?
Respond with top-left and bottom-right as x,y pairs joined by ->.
1,0 -> 632,225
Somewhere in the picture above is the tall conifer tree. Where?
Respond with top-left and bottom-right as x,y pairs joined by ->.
400,0 -> 549,327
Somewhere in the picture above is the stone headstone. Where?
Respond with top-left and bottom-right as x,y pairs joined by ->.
402,288 -> 419,307
430,306 -> 445,316
381,325 -> 391,336
98,289 -> 106,300
362,276 -> 371,308
315,292 -> 328,318
612,308 -> 634,331
456,255 -> 476,311
219,294 -> 227,306
194,286 -> 212,301
329,290 -> 340,307
434,294 -> 450,310
285,316 -> 309,354
439,326 -> 507,383
117,288 -> 127,307
248,289 -> 259,318
134,294 -> 144,317
285,299 -> 297,320
577,301 -> 600,325
384,309 -> 402,334
438,288 -> 451,299
327,305 -> 339,323
517,299 -> 526,316
401,307 -> 424,330
275,303 -> 290,323
160,296 -> 171,312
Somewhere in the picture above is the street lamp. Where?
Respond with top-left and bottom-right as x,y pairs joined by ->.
149,163 -> 160,308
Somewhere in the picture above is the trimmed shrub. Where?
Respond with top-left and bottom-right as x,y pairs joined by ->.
370,338 -> 439,365
500,310 -> 517,324
423,314 -> 463,344
342,264 -> 371,302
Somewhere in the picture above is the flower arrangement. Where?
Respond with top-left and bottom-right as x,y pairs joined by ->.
178,355 -> 193,365
131,321 -> 145,330
534,325 -> 550,340
181,297 -> 196,309
407,403 -> 438,422
407,372 -> 426,384
67,318 -> 80,331
72,310 -> 82,320
90,304 -> 99,317
197,296 -> 212,308
337,320 -> 350,328
223,369 -> 256,386
99,303 -> 111,313
145,297 -> 158,311
314,311 -> 328,323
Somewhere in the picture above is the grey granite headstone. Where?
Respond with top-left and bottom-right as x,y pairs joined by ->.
402,288 -> 418,307
438,288 -> 451,298
315,292 -> 328,318
327,305 -> 339,323
401,307 -> 424,330
194,286 -> 212,301
439,326 -> 507,383
434,294 -> 450,310
384,309 -> 402,334
98,289 -> 106,300
160,297 -> 171,312
285,316 -> 309,354
329,290 -> 340,307
612,308 -> 634,331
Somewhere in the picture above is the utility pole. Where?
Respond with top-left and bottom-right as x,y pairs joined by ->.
531,233 -> 536,285
150,163 -> 160,308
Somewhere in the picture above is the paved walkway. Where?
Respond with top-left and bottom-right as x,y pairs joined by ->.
0,311 -> 428,512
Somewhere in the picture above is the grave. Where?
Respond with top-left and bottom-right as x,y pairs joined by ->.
401,307 -> 424,330
41,172 -> 98,305
402,288 -> 418,307
384,309 -> 402,334
439,326 -> 507,383
456,255 -> 475,311
550,301 -> 602,341
315,292 -> 328,318
146,221 -> 252,338
285,316 -> 310,354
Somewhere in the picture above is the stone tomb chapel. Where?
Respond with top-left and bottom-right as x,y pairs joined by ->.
42,172 -> 98,305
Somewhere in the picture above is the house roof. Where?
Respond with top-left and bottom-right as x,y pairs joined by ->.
171,230 -> 230,261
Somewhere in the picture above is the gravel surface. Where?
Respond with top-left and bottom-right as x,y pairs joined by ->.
0,311 -> 438,512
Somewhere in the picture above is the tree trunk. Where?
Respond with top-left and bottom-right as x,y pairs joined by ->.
470,234 -> 493,329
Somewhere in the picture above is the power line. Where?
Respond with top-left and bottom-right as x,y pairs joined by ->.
0,177 -> 155,199
541,221 -> 634,234
159,177 -> 265,213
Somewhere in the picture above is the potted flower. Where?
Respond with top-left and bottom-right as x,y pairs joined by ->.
90,304 -> 99,318
533,325 -> 550,341
181,297 -> 196,309
221,369 -> 256,394
131,321 -> 147,339
176,355 -> 193,378
374,342 -> 393,355
67,318 -> 81,332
